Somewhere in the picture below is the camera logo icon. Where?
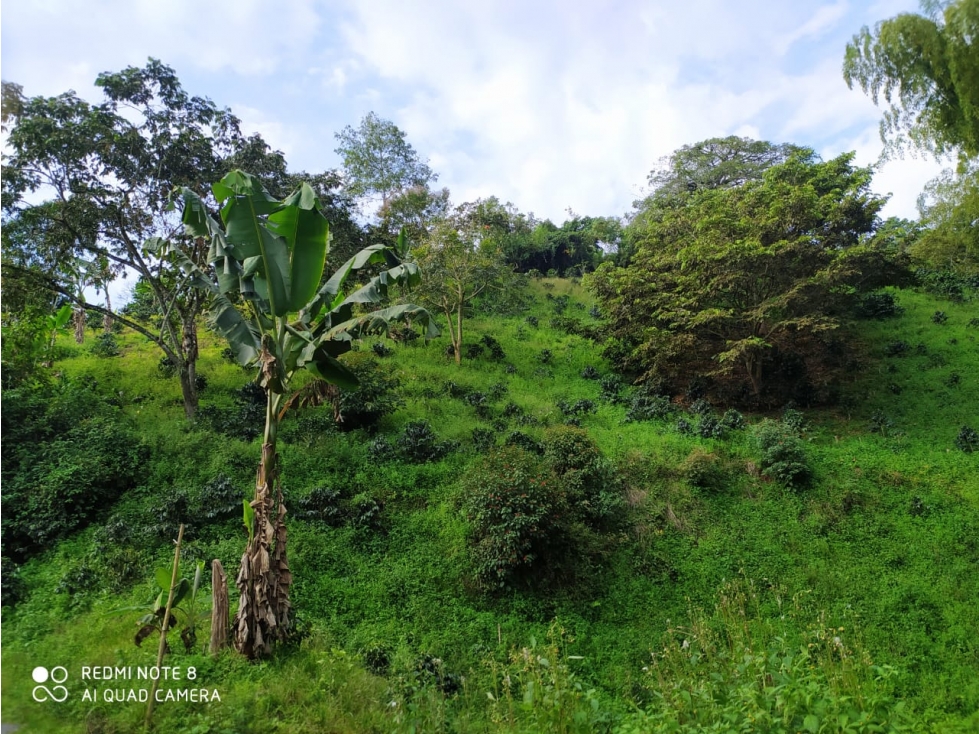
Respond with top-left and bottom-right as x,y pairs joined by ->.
32,666 -> 69,702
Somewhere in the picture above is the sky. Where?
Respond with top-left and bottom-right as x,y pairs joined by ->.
1,0 -> 950,227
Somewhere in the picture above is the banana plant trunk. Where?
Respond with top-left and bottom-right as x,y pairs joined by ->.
231,345 -> 292,659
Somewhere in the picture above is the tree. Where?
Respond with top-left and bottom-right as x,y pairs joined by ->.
1,80 -> 24,131
589,150 -> 900,406
413,205 -> 513,365
178,170 -> 435,658
843,0 -> 979,161
622,137 -> 801,264
377,184 -> 451,242
1,60 -> 285,418
914,162 -> 979,274
334,112 -> 437,206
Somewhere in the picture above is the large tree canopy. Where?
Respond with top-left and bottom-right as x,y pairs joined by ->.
621,137 -> 801,264
843,0 -> 979,160
1,60 -> 287,417
589,149 -> 903,407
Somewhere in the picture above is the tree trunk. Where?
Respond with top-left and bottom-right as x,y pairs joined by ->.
103,289 -> 113,331
455,303 -> 463,365
231,346 -> 291,659
178,316 -> 200,419
745,356 -> 763,398
209,560 -> 229,655
73,306 -> 85,344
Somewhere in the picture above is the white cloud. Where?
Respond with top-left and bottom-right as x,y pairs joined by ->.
233,104 -> 299,160
775,1 -> 849,55
332,0 -> 932,221
3,0 -> 936,223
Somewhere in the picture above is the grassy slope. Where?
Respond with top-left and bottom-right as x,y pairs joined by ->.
2,280 -> 977,733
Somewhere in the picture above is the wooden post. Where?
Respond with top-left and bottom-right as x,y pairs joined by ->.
209,560 -> 229,655
145,523 -> 184,731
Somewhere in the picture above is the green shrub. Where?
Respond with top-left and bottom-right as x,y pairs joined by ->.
720,408 -> 746,430
885,340 -> 911,356
461,446 -> 568,590
480,334 -> 507,360
599,374 -> 625,403
90,331 -> 120,357
371,342 -> 394,358
394,421 -> 456,463
541,425 -> 601,475
680,448 -> 727,491
294,486 -> 346,524
157,355 -> 178,378
334,351 -> 403,431
542,425 -> 623,526
695,414 -> 725,439
505,430 -> 543,455
752,419 -> 812,488
196,474 -> 243,523
625,393 -> 676,422
868,410 -> 897,436
854,291 -> 904,319
1,379 -> 147,560
197,382 -> 265,441
557,398 -> 597,418
471,427 -> 497,452
955,426 -> 978,453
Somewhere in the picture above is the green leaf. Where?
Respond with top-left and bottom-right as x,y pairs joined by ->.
52,303 -> 73,329
301,345 -> 359,389
155,568 -> 172,592
179,188 -> 212,238
322,303 -> 439,343
303,244 -> 389,319
213,171 -> 278,214
269,203 -> 330,312
208,294 -> 262,366
171,578 -> 191,609
223,198 -> 292,316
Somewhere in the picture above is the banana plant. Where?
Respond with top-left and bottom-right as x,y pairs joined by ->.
177,170 -> 436,659
116,561 -> 208,654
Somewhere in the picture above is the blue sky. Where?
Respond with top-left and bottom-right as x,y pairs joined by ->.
1,0 -> 948,224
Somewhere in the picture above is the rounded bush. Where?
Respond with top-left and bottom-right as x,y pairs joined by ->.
752,419 -> 812,488
461,447 -> 568,590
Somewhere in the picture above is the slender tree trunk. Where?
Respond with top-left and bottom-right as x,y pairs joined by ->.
455,303 -> 463,366
73,306 -> 85,344
745,356 -> 763,398
231,345 -> 291,659
103,289 -> 113,331
178,316 -> 199,419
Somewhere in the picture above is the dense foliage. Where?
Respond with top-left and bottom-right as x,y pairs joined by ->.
2,36 -> 978,729
844,0 -> 979,160
590,149 -> 905,406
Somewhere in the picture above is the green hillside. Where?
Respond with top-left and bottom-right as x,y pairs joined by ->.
2,279 -> 977,733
